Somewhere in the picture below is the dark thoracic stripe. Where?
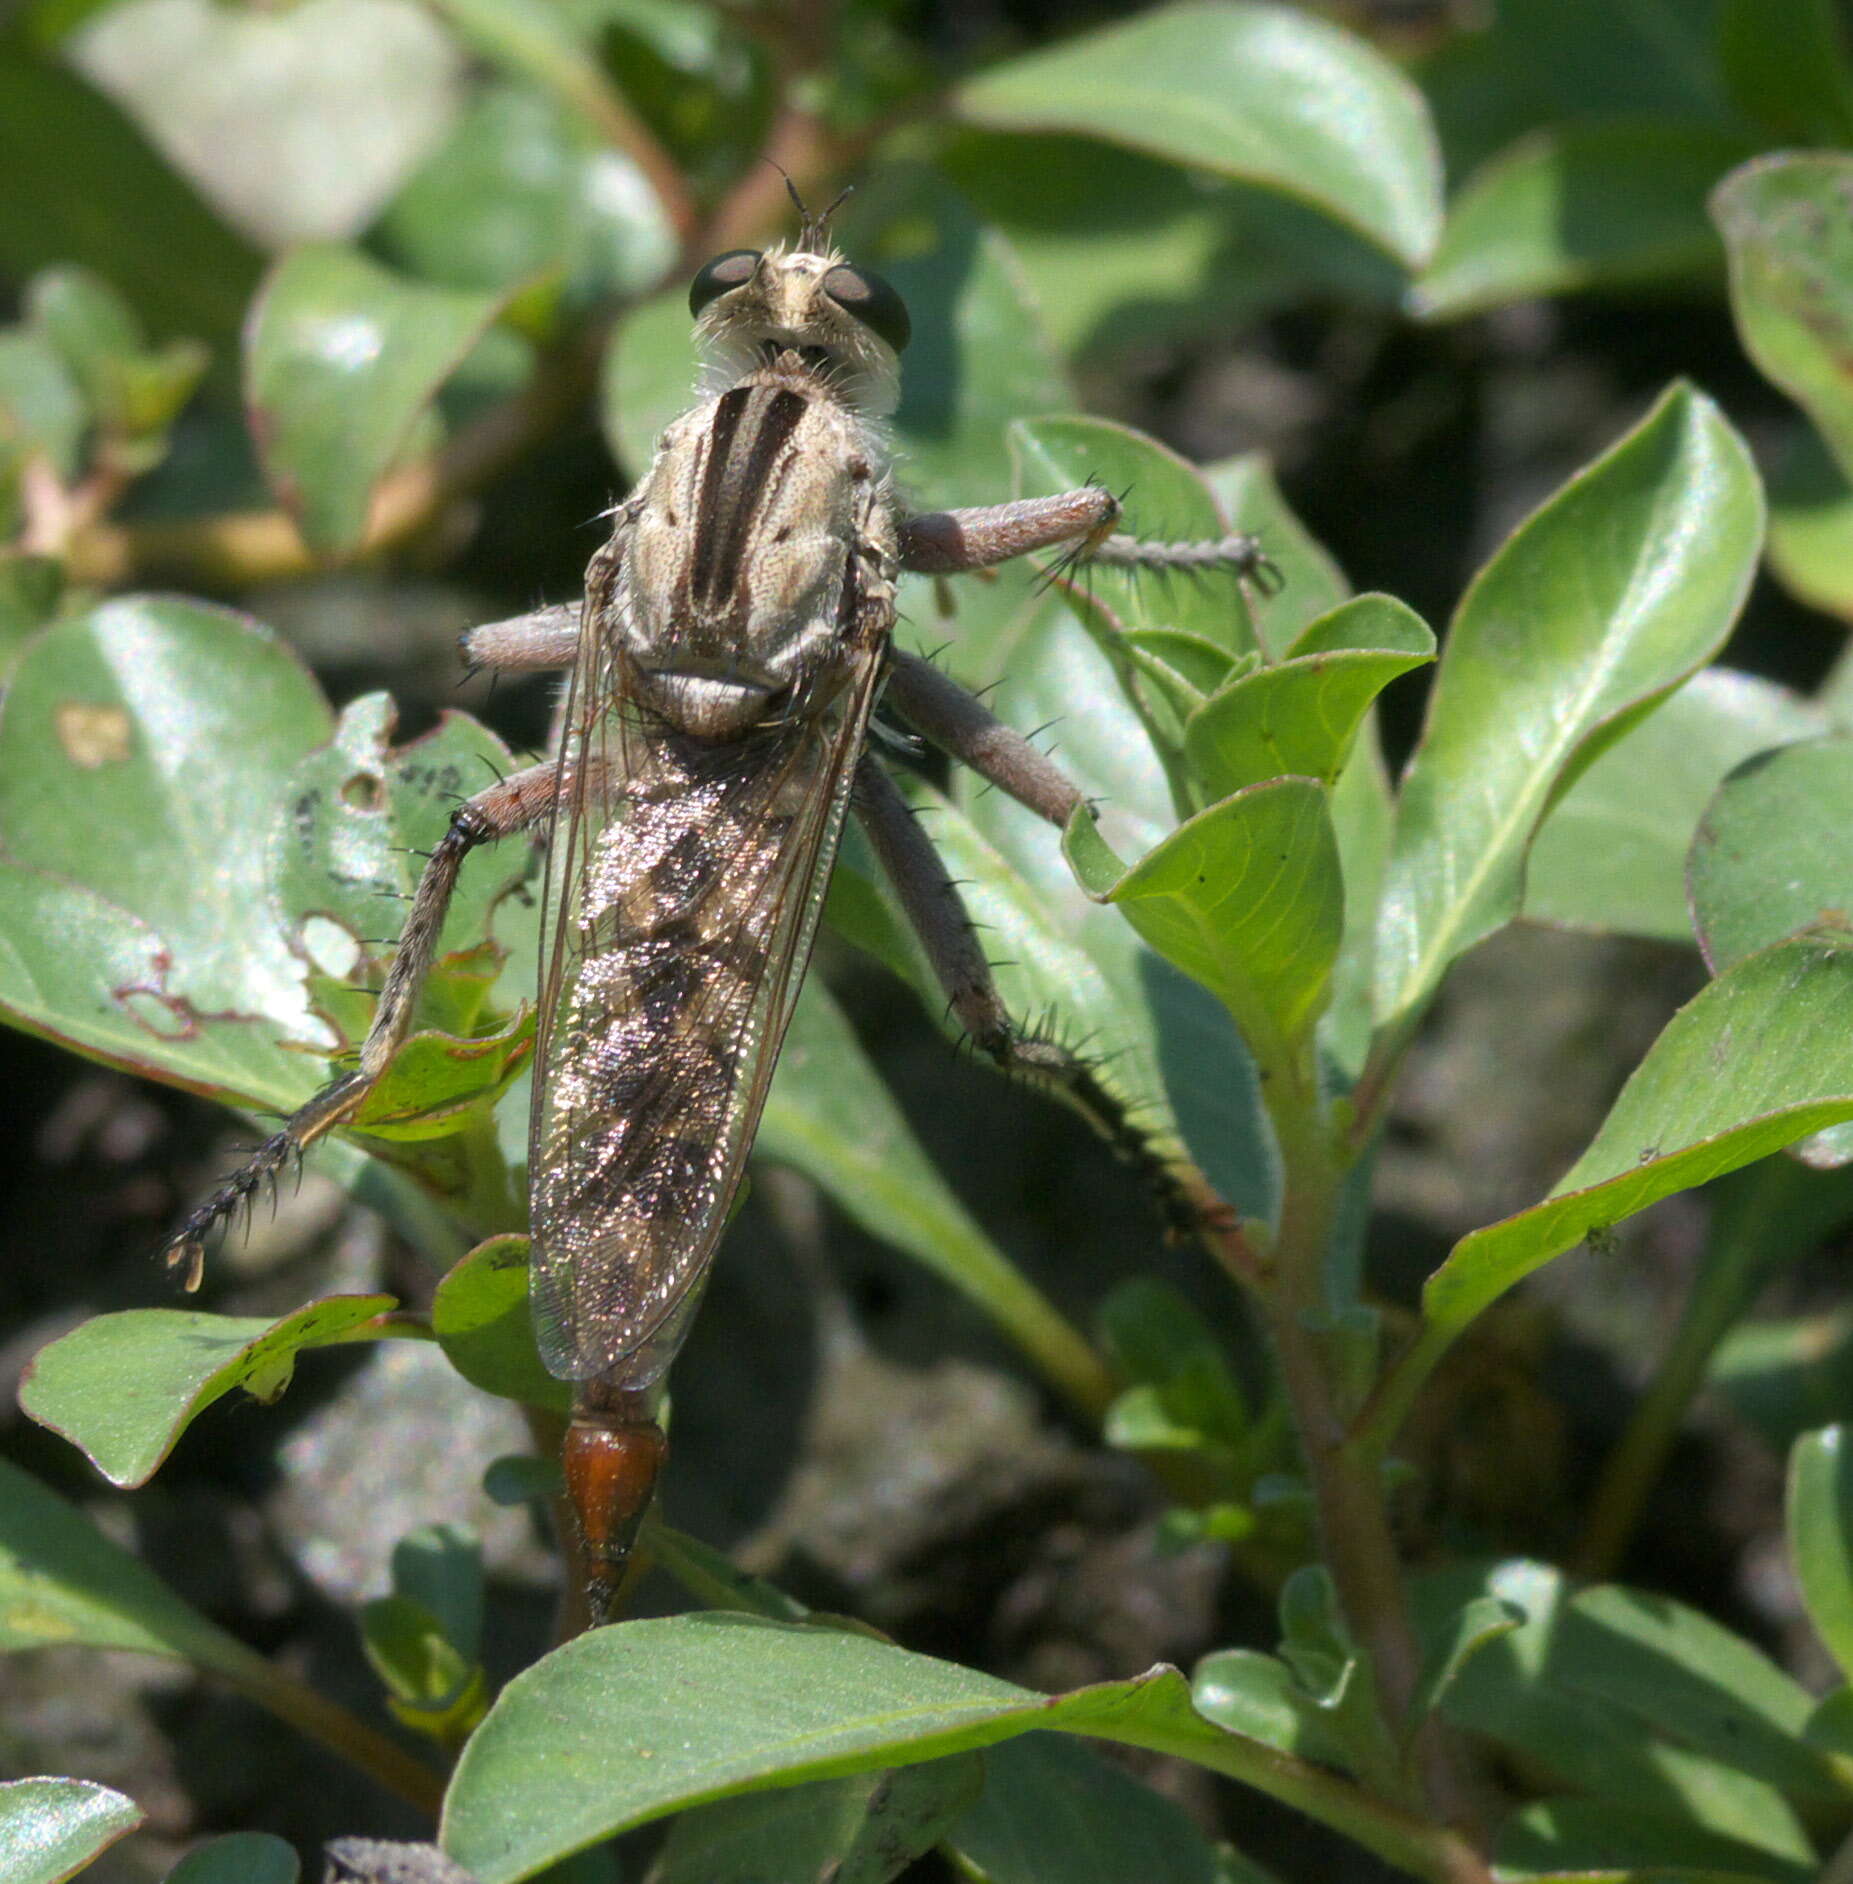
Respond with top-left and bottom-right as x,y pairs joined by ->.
689,387 -> 809,614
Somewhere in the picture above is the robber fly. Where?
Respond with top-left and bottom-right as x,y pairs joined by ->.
164,192 -> 1268,1623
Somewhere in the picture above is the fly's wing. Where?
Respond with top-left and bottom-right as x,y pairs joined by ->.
527,621 -> 886,1386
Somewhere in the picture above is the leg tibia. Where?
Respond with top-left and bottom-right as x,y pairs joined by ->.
162,761 -> 559,1287
462,603 -> 581,674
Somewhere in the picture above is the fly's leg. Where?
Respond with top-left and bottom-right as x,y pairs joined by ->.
897,486 -> 1272,582
460,602 -> 580,674
161,761 -> 563,1287
852,756 -> 1189,1222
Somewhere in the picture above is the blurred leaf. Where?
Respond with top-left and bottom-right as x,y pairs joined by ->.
1183,595 -> 1433,802
1373,384 -> 1763,1035
69,0 -> 466,248
0,1456 -> 265,1677
1377,933 -> 1853,1443
375,80 -> 674,306
0,556 -> 64,674
1714,1303 -> 1853,1453
0,326 -> 86,484
0,55 -> 261,349
1419,1561 -> 1821,1871
1494,1797 -> 1812,1881
483,1453 -> 562,1506
1717,0 -> 1853,145
1323,725 -> 1394,1083
649,1758 -> 983,1884
948,1734 -> 1230,1884
1418,0 -> 1735,179
441,1612 -> 1421,1883
1789,1426 -> 1853,1683
26,266 -> 207,445
1067,776 -> 1344,1055
1408,1594 -> 1521,1727
1414,119 -> 1751,319
1715,154 -> 1853,488
955,1 -> 1443,270
246,244 -> 506,556
161,1834 -> 299,1884
432,1236 -> 570,1415
0,598 -> 338,1111
1691,737 -> 1853,971
361,1594 -> 487,1746
1528,668 -> 1827,940
0,1778 -> 142,1884
1766,424 -> 1853,623
761,979 -> 1110,1416
1199,453 -> 1351,659
391,1522 -> 483,1667
18,1296 -> 397,1487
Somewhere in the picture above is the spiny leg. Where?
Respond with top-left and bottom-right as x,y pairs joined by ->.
162,760 -> 563,1286
897,486 -> 1271,582
852,756 -> 1185,1218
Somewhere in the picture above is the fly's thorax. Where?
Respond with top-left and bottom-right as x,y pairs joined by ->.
613,371 -> 897,741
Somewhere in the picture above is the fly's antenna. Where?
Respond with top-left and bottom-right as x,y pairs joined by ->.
771,164 -> 854,249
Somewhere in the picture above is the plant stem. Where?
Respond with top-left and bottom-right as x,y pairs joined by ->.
208,1637 -> 444,1815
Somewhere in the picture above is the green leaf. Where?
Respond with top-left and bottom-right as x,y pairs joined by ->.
19,1296 -> 397,1488
1528,668 -> 1827,940
1011,416 -> 1262,661
1191,1648 -> 1352,1769
1714,154 -> 1853,489
1789,1426 -> 1853,1683
759,980 -> 1111,1419
375,79 -> 674,306
0,555 -> 64,657
391,1522 -> 484,1667
160,1834 -> 299,1884
1413,120 -> 1752,319
1717,0 -> 1853,150
1495,1797 -> 1813,1882
1691,737 -> 1853,972
245,245 -> 506,556
0,598 -> 338,1111
439,1613 -> 1443,1883
0,1456 -> 264,1679
651,1758 -> 983,1884
0,1778 -> 142,1884
0,56 -> 261,351
1766,424 -> 1853,623
1375,934 -> 1853,1448
1373,384 -> 1764,1035
26,266 -> 207,442
919,598 -> 1279,1224
1066,777 -> 1344,1055
1409,1595 -> 1521,1726
1418,1562 -> 1821,1870
954,1 -> 1443,270
432,1236 -> 570,1416
1199,454 -> 1350,659
0,329 -> 85,479
948,1735 -> 1229,1884
1183,595 -> 1433,802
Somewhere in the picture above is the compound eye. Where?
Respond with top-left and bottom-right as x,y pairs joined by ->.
824,264 -> 911,353
689,249 -> 762,318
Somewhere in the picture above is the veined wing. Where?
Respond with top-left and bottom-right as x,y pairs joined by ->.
528,622 -> 885,1386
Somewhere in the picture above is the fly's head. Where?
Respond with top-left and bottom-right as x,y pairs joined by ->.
689,240 -> 910,417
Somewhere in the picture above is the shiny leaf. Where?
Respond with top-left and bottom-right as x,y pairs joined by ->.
1373,384 -> 1763,1034
1789,1426 -> 1853,1682
19,1295 -> 397,1487
0,1779 -> 142,1884
955,1 -> 1443,269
